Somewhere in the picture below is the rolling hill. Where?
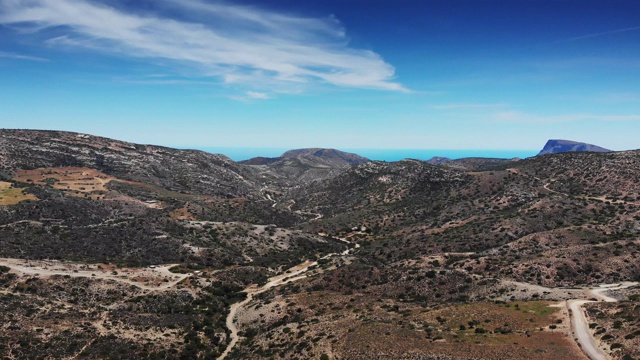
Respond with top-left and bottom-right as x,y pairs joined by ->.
0,129 -> 638,360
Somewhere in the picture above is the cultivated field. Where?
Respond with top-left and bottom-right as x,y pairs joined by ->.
14,167 -> 113,200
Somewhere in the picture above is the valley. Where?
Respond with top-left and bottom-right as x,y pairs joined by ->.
0,129 -> 638,359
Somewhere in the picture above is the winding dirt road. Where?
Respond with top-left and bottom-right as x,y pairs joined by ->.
503,279 -> 638,360
569,282 -> 638,360
217,238 -> 358,360
543,181 -> 640,206
216,260 -> 317,360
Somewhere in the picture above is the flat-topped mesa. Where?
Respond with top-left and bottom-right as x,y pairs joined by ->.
537,139 -> 611,156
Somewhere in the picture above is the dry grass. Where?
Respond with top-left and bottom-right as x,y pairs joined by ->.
0,181 -> 38,205
14,167 -> 113,199
12,167 -> 184,205
170,207 -> 196,220
235,286 -> 583,360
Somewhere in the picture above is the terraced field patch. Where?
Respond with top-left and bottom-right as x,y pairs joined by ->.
14,167 -> 113,199
0,181 -> 37,205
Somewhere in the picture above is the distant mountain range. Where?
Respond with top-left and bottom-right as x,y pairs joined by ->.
537,139 -> 611,156
424,140 -> 611,165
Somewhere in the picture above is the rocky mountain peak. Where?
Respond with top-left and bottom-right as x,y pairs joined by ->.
537,139 -> 611,156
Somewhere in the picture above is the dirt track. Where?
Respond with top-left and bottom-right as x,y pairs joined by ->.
0,258 -> 189,291
217,237 -> 358,360
569,282 -> 638,360
500,280 -> 638,360
216,260 -> 318,360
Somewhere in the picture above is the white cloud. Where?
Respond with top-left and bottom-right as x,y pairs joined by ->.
227,91 -> 272,102
0,0 -> 405,92
431,103 -> 506,110
599,115 -> 640,122
245,91 -> 270,100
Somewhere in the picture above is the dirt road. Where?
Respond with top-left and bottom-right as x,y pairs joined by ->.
589,282 -> 636,302
568,299 -> 605,360
499,279 -> 638,360
569,282 -> 638,360
543,182 -> 640,206
216,260 -> 319,360
0,258 -> 189,291
217,238 -> 358,360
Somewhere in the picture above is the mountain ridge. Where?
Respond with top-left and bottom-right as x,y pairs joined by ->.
1,128 -> 640,360
241,147 -> 369,165
240,147 -> 369,184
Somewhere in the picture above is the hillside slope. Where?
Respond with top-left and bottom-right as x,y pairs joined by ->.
0,129 -> 345,267
0,129 -> 259,198
241,147 -> 369,184
1,129 -> 639,360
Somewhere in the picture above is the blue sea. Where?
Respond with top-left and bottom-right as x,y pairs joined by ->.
192,147 -> 538,162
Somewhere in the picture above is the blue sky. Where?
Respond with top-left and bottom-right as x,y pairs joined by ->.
1,0 -> 639,152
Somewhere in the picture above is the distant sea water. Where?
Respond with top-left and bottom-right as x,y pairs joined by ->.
192,147 -> 538,162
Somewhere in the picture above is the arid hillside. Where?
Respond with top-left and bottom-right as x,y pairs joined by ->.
0,130 -> 638,360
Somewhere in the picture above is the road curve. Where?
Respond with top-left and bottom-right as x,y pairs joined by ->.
216,260 -> 319,360
217,238 -> 358,360
570,282 -> 638,360
589,282 -> 637,302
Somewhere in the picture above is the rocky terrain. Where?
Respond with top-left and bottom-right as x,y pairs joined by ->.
241,148 -> 369,184
0,129 -> 638,360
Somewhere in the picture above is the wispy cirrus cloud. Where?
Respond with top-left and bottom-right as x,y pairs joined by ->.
226,90 -> 273,102
0,0 -> 405,93
245,91 -> 270,100
0,50 -> 48,61
549,25 -> 640,45
430,103 -> 507,110
595,92 -> 640,104
491,111 -> 640,123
